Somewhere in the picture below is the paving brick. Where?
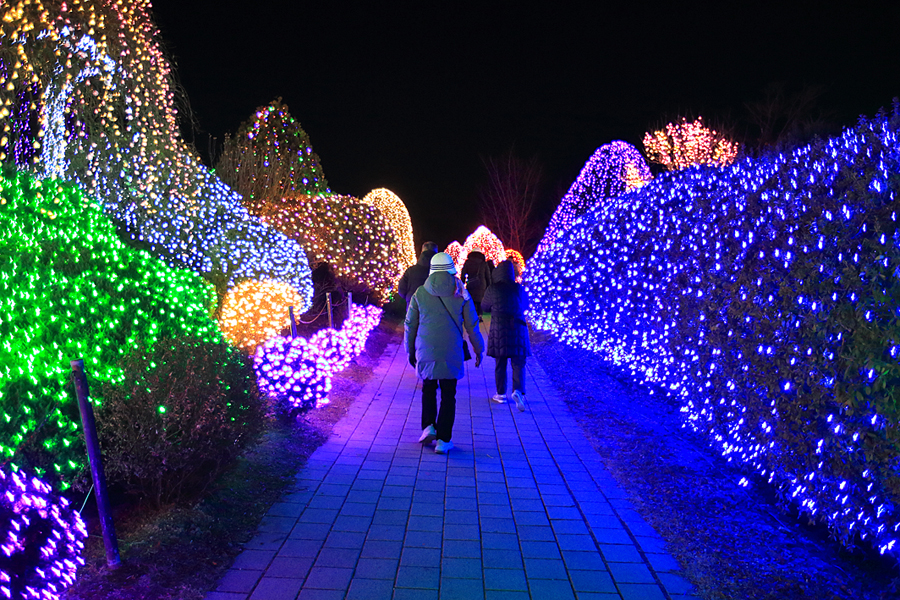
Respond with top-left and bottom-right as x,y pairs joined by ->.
296,589 -> 345,600
249,577 -> 304,600
278,540 -> 322,558
523,558 -> 568,580
216,569 -> 261,593
599,544 -> 642,563
232,550 -> 275,570
393,588 -> 438,600
484,568 -> 527,591
303,566 -> 353,590
569,569 -> 617,593
400,546 -> 442,567
264,557 -> 313,579
289,523 -> 331,540
441,557 -> 483,579
609,561 -> 656,584
313,547 -> 360,568
442,539 -> 482,559
345,578 -> 395,600
396,565 -> 440,589
484,591 -> 531,600
353,557 -> 398,579
324,531 -> 366,549
617,583 -> 667,600
440,578 -> 485,600
360,540 -> 403,559
527,578 -> 576,599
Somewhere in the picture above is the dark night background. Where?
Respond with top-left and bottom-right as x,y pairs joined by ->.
150,0 -> 900,250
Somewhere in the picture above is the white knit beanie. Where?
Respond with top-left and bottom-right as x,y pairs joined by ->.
430,252 -> 457,275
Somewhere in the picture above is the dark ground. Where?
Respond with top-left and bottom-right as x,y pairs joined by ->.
529,328 -> 899,600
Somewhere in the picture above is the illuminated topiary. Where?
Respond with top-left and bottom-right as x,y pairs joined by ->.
446,226 -> 507,272
217,98 -> 330,214
643,116 -> 739,172
218,279 -> 308,353
260,194 -> 400,302
526,111 -> 900,557
0,468 -> 88,600
255,305 -> 382,412
361,188 -> 416,280
0,0 -> 313,306
504,249 -> 526,280
534,141 -> 651,257
0,169 -> 221,486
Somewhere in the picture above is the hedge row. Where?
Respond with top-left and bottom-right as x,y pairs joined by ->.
525,106 -> 900,557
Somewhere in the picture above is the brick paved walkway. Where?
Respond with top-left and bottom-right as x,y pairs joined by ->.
207,320 -> 697,600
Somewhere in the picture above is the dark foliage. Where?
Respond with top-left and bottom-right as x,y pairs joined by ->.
95,336 -> 267,507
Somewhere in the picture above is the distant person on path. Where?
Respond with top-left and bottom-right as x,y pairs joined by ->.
398,241 -> 438,307
405,252 -> 484,454
461,250 -> 492,314
482,259 -> 530,411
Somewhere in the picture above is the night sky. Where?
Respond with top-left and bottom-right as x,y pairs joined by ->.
150,0 -> 900,250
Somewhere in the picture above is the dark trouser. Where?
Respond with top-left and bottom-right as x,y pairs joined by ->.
422,379 -> 457,442
494,356 -> 526,395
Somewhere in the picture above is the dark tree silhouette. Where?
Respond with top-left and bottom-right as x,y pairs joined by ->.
478,150 -> 545,258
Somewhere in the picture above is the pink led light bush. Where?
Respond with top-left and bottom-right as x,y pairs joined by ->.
254,305 -> 383,414
0,467 -> 87,600
525,106 -> 900,558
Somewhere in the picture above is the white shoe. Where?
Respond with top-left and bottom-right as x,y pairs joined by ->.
490,394 -> 507,404
512,390 -> 526,412
418,425 -> 437,445
434,440 -> 454,454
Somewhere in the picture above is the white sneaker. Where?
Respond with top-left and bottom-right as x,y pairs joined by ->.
490,394 -> 507,404
512,390 -> 526,412
434,440 -> 454,454
418,425 -> 437,445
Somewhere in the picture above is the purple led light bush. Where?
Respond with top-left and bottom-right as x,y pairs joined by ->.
525,105 -> 900,557
254,305 -> 383,413
533,141 -> 651,258
0,467 -> 87,600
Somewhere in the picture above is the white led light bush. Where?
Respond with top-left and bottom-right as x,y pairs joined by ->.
0,1 -> 314,311
525,107 -> 900,558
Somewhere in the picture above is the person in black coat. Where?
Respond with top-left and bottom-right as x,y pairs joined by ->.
461,251 -> 492,314
481,260 -> 531,411
398,241 -> 438,306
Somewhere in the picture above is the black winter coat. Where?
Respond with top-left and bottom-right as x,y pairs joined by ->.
482,260 -> 531,358
461,252 -> 492,303
398,250 -> 436,304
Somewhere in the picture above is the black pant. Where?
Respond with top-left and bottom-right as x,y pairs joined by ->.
494,356 -> 526,395
422,379 -> 457,442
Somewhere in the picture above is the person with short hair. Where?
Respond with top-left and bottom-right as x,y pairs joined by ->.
398,241 -> 439,306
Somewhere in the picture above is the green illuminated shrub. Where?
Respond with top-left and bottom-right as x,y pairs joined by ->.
0,168 -> 221,487
96,336 -> 266,507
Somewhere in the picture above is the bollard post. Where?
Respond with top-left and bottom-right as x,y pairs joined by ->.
327,293 -> 334,329
288,305 -> 298,338
71,359 -> 121,569
348,292 -> 353,320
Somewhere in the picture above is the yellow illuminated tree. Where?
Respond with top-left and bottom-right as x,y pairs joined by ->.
643,117 -> 739,171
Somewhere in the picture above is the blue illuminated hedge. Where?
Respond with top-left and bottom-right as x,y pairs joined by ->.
526,106 -> 900,557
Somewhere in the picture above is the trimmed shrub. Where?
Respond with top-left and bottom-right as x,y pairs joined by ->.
525,107 -> 900,557
96,336 -> 267,506
0,169 -> 222,488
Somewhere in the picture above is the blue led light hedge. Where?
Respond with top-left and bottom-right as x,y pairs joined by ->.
533,141 -> 651,258
525,107 -> 900,557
